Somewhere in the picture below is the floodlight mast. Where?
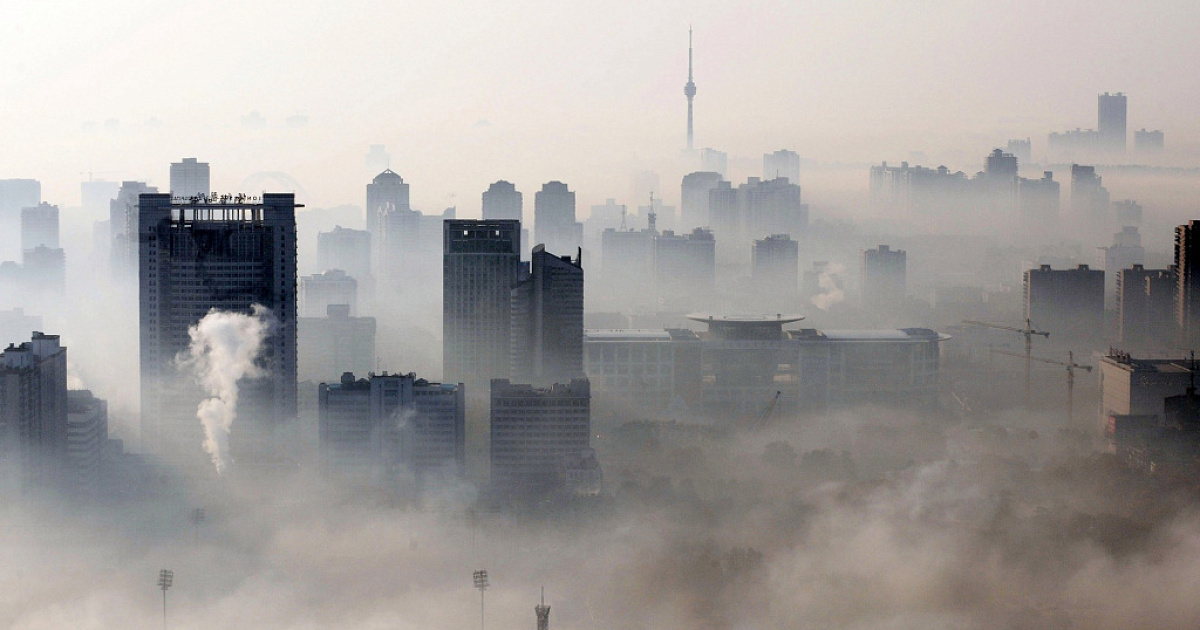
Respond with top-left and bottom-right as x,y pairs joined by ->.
473,569 -> 489,630
157,569 -> 174,630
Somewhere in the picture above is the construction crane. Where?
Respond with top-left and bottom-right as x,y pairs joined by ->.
741,390 -> 782,426
963,318 -> 1050,407
990,349 -> 1092,423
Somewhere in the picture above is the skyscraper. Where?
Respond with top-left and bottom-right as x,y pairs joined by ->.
139,193 -> 298,466
0,332 -> 67,494
442,219 -> 521,391
1023,264 -> 1104,345
317,226 -> 372,285
1098,92 -> 1127,152
300,269 -> 358,317
684,27 -> 697,151
752,234 -> 799,293
1175,221 -> 1200,346
655,228 -> 715,307
862,245 -> 907,310
510,245 -> 584,384
170,158 -> 211,198
533,182 -> 582,255
763,150 -> 800,184
482,181 -> 523,221
21,202 -> 59,251
366,169 -> 412,275
1071,165 -> 1110,219
490,378 -> 591,494
298,304 -> 376,385
680,171 -> 723,230
110,181 -> 158,274
0,179 -> 40,261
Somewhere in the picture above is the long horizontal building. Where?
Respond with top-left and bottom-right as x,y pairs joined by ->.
584,315 -> 948,416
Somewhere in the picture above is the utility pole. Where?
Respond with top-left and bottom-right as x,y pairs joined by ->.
473,569 -> 489,630
157,569 -> 174,630
963,318 -> 1050,407
189,508 -> 205,546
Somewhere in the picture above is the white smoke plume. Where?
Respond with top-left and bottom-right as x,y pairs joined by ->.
179,305 -> 276,474
811,262 -> 846,311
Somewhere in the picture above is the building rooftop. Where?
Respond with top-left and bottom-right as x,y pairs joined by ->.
686,313 -> 805,325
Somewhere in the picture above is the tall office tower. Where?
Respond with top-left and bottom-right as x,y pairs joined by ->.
298,304 -> 376,384
1134,129 -> 1165,151
20,202 -> 59,251
1117,265 -> 1176,348
300,269 -> 358,317
110,181 -> 158,274
510,245 -> 584,384
1006,139 -> 1032,164
366,169 -> 412,272
1018,171 -> 1060,222
139,193 -> 298,466
1175,221 -> 1200,346
1098,92 -> 1127,152
170,158 -> 211,198
752,234 -> 799,292
490,378 -> 590,494
317,226 -> 372,285
0,332 -> 67,494
1096,226 -> 1145,303
654,228 -> 715,307
23,246 -> 66,298
1023,264 -> 1104,345
739,177 -> 808,243
1113,200 -> 1143,227
1071,164 -> 1110,218
680,171 -> 723,230
707,180 -> 738,257
599,227 -> 656,308
443,220 -> 521,391
534,182 -> 582,255
0,179 -> 41,261
763,150 -> 801,184
684,27 -> 696,151
66,390 -> 107,499
985,148 -> 1019,179
482,180 -> 523,221
981,149 -> 1019,213
862,245 -> 907,310
700,148 -> 727,176
318,371 -> 465,481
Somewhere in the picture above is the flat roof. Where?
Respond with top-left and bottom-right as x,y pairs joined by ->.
585,329 -> 673,341
686,313 -> 805,325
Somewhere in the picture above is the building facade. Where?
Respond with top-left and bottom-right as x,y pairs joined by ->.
482,180 -> 523,221
300,269 -> 358,317
1023,264 -> 1105,345
489,378 -> 591,494
510,245 -> 584,384
298,304 -> 376,384
170,158 -> 211,198
20,202 -> 59,251
0,332 -> 67,494
533,181 -> 582,255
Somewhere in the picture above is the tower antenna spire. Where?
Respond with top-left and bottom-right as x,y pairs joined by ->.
684,26 -> 697,151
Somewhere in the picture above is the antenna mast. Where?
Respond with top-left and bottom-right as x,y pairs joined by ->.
535,587 -> 550,630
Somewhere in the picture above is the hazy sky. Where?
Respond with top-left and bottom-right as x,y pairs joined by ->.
2,0 -> 1198,211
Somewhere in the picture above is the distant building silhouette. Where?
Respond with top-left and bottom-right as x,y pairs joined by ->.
534,182 -> 582,255
1070,165 -> 1110,219
66,389 -> 107,500
680,171 -> 722,231
490,378 -> 591,494
0,332 -> 67,495
1018,171 -> 1060,222
1117,265 -> 1175,348
482,180 -> 523,221
763,150 -> 800,184
510,246 -> 584,384
1113,200 -> 1143,227
684,27 -> 696,151
0,179 -> 40,261
21,202 -> 59,251
1023,264 -> 1104,344
300,269 -> 357,317
1175,221 -> 1200,346
1134,129 -> 1164,152
367,169 -> 412,278
110,181 -> 158,275
170,158 -> 210,198
862,245 -> 906,310
1098,92 -> 1127,152
752,234 -> 799,294
317,226 -> 372,287
1006,139 -> 1032,164
1096,226 -> 1145,304
700,148 -> 727,176
655,228 -> 715,307
298,304 -> 376,385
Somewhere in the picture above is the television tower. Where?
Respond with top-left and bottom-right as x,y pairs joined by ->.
535,587 -> 550,630
684,27 -> 697,151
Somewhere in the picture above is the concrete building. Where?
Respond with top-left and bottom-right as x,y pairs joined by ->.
534,181 -> 582,255
1175,221 -> 1200,347
583,329 -> 701,410
510,245 -> 584,384
298,304 -> 376,384
1098,92 -> 1127,152
170,158 -> 211,198
1117,265 -> 1175,348
110,181 -> 158,274
740,177 -> 808,244
22,245 -> 66,297
300,269 -> 358,317
1023,264 -> 1104,344
655,228 -> 715,307
317,226 -> 372,286
0,179 -> 40,261
1134,129 -> 1164,151
1099,352 -> 1195,429
752,234 -> 799,293
66,390 -> 108,499
367,169 -> 412,279
482,180 -> 523,222
680,171 -> 722,231
490,378 -> 591,494
763,149 -> 800,184
21,203 -> 59,251
599,226 -> 655,307
1006,139 -> 1032,164
139,193 -> 298,466
637,196 -> 676,233
1096,227 -> 1146,304
1071,165 -> 1110,219
1018,171 -> 1060,222
442,219 -> 521,391
700,148 -> 727,176
0,332 -> 67,494
318,371 -> 465,482
862,245 -> 906,310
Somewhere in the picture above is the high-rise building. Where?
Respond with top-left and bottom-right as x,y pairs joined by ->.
637,196 -> 675,233
1098,92 -> 1127,152
300,269 -> 358,317
1023,264 -> 1104,344
319,371 -> 465,482
763,150 -> 800,184
139,193 -> 298,466
1018,171 -> 1060,222
442,220 -> 521,391
684,27 -> 696,151
534,182 -> 582,255
23,246 -> 66,298
655,228 -> 715,306
510,245 -> 584,384
700,148 -> 727,176
0,179 -> 40,261
21,202 -> 59,251
317,226 -> 372,286
1096,227 -> 1145,304
490,378 -> 591,494
752,234 -> 799,293
1175,221 -> 1200,346
680,171 -> 723,231
0,332 -> 67,494
170,158 -> 211,198
1117,265 -> 1176,348
482,181 -> 523,222
366,169 -> 411,274
862,245 -> 907,309
66,390 -> 108,499
599,227 -> 656,307
1134,129 -> 1164,151
110,181 -> 158,274
1071,164 -> 1110,219
1006,139 -> 1032,164
1113,200 -> 1143,227
298,304 -> 376,384
740,177 -> 808,243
